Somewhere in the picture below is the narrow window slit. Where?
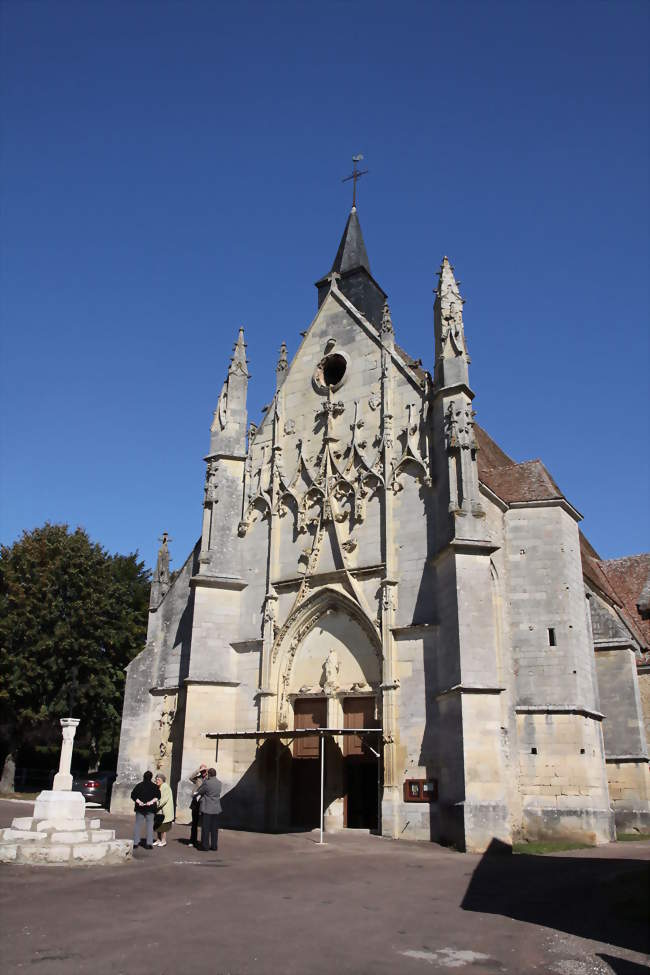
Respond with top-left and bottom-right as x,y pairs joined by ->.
548,627 -> 556,647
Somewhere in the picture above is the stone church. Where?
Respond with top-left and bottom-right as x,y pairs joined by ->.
113,206 -> 650,852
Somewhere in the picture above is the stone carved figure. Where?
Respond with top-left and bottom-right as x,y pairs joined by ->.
445,400 -> 477,452
154,532 -> 171,587
440,302 -> 467,357
322,648 -> 340,693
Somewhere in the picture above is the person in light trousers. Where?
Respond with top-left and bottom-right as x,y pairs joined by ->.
194,767 -> 222,851
130,771 -> 160,850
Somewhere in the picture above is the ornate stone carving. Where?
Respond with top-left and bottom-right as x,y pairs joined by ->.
276,342 -> 288,387
204,462 -> 219,503
390,402 -> 431,492
150,532 -> 172,609
315,393 -> 345,441
436,257 -> 470,362
383,413 -> 393,450
155,696 -> 176,770
380,300 -> 394,349
262,588 -> 278,639
441,302 -> 467,358
322,648 -> 340,694
444,400 -> 478,453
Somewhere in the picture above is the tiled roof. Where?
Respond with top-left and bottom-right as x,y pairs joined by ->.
473,424 -> 647,652
479,459 -> 565,505
475,424 -> 515,472
475,426 -> 566,504
596,554 -> 650,649
579,532 -> 620,605
639,575 -> 650,615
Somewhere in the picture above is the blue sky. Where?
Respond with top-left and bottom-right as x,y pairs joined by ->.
1,0 -> 648,571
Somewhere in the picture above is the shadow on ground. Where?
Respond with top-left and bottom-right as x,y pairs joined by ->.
597,956 -> 650,975
461,839 -> 650,956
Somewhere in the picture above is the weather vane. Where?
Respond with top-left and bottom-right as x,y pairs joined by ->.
342,153 -> 369,208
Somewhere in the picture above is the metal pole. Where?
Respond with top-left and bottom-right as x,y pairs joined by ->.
319,731 -> 325,845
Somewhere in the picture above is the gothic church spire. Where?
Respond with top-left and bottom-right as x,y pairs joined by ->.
316,207 -> 387,330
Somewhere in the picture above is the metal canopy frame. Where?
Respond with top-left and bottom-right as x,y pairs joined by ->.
205,728 -> 383,845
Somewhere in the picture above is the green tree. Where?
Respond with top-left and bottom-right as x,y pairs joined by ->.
0,524 -> 150,789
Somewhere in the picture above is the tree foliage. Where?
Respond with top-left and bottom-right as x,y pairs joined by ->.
0,524 -> 150,772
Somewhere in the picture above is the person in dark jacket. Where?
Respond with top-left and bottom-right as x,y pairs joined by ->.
131,771 -> 160,850
195,767 -> 222,852
189,763 -> 208,847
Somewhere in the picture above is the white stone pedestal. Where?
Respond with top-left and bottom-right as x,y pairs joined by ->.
33,789 -> 85,822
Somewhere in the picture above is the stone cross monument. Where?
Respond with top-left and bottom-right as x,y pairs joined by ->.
0,717 -> 133,864
52,717 -> 80,790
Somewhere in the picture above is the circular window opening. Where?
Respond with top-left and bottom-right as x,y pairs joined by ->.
321,353 -> 347,387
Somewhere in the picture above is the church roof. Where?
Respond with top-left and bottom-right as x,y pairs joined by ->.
475,425 -> 515,472
330,206 -> 371,275
477,450 -> 565,505
596,554 -> 650,649
474,425 -> 649,651
475,427 -> 566,504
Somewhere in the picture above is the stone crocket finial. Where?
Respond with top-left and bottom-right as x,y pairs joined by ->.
150,531 -> 172,610
381,299 -> 394,348
229,326 -> 250,378
276,341 -> 288,388
435,257 -> 469,362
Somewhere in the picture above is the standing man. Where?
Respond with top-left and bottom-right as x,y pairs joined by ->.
189,763 -> 208,847
130,771 -> 160,850
195,767 -> 222,852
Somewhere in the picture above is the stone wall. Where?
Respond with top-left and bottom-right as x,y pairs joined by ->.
638,668 -> 650,744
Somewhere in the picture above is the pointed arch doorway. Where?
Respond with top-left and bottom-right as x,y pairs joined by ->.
277,593 -> 383,832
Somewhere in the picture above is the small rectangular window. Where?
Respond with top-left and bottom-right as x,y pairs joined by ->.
531,747 -> 537,755
548,627 -> 557,646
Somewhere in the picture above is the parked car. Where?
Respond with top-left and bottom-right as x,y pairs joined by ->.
72,771 -> 116,809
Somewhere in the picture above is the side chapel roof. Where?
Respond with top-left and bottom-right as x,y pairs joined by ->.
472,427 -> 649,653
596,555 -> 650,648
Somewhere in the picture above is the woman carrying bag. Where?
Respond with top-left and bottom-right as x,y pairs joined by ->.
153,772 -> 175,847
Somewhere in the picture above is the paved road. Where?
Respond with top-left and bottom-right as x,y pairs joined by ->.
0,799 -> 648,975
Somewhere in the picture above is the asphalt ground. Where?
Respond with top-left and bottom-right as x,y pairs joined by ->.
0,799 -> 648,975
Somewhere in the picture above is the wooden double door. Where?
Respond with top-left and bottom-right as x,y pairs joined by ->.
291,698 -> 326,828
342,696 -> 379,830
290,697 -> 379,830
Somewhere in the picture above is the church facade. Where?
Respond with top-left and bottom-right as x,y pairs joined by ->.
113,208 -> 650,852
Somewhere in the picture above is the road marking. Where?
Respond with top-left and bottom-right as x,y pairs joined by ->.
399,948 -> 491,968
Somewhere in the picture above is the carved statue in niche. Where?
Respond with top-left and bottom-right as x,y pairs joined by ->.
204,463 -> 219,503
440,300 -> 468,358
155,696 -> 176,770
444,400 -> 477,452
322,647 -> 340,694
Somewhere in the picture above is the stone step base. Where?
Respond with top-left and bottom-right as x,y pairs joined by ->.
1,826 -> 117,844
10,816 -> 102,833
0,838 -> 132,865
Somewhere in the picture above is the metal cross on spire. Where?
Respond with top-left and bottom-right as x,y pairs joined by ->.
342,153 -> 369,208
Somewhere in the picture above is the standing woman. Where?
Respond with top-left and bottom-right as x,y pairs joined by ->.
153,773 -> 174,847
195,767 -> 222,852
